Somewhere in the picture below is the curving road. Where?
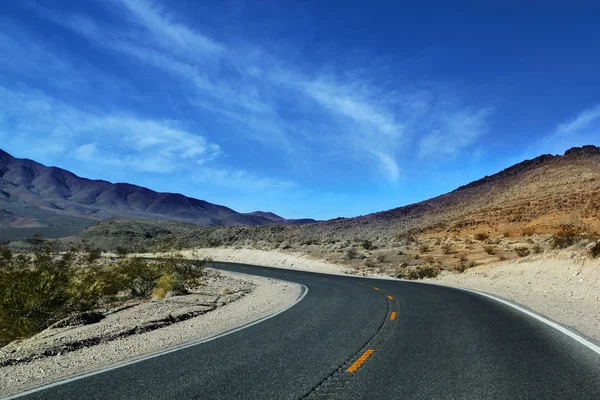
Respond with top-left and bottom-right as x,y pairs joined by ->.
9,262 -> 600,399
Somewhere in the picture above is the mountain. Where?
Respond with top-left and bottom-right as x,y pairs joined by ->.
154,145 -> 600,249
311,145 -> 600,238
0,149 -> 315,239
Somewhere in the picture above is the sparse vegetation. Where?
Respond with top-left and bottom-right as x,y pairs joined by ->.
345,248 -> 358,260
375,254 -> 386,263
441,244 -> 454,254
551,225 -> 580,249
483,245 -> 496,255
474,233 -> 489,241
419,244 -> 430,253
361,239 -> 374,250
514,247 -> 530,257
0,245 -> 211,346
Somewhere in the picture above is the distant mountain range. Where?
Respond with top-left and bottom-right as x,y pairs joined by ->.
0,149 -> 315,239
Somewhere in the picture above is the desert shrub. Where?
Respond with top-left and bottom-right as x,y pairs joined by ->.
419,244 -> 430,253
585,242 -> 600,258
502,231 -> 511,238
474,233 -> 489,241
551,225 -> 580,249
365,259 -> 377,268
168,258 -> 210,291
222,287 -> 234,295
86,247 -> 102,263
114,257 -> 165,298
483,245 -> 496,255
458,253 -> 468,263
441,244 -> 454,255
0,247 -> 74,345
514,247 -> 530,257
498,255 -> 507,261
396,249 -> 404,255
532,244 -> 542,254
345,248 -> 358,260
362,239 -> 374,250
115,246 -> 130,257
415,265 -> 440,279
375,254 -> 386,263
152,274 -> 175,299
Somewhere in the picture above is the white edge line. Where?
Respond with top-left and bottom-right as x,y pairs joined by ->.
3,283 -> 309,400
453,286 -> 600,355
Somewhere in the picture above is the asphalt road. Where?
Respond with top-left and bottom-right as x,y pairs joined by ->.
11,262 -> 600,399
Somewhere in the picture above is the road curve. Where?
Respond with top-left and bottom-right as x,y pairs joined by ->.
8,262 -> 600,399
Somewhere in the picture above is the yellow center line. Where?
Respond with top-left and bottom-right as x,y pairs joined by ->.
346,349 -> 375,373
374,287 -> 380,291
262,270 -> 269,272
390,312 -> 397,321
388,295 -> 394,300
356,282 -> 363,286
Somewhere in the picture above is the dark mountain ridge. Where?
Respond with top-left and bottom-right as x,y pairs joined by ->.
0,149 -> 315,238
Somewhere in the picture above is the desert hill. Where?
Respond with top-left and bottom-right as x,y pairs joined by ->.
0,149 -> 315,239
70,145 -> 600,253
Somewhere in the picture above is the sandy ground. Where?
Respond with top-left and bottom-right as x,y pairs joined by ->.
0,270 -> 302,397
156,248 -> 600,344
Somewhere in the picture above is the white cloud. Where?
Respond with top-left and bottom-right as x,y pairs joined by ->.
28,1 -> 494,182
418,108 -> 493,158
556,105 -> 600,135
74,143 -> 97,161
0,87 -> 220,173
193,167 -> 297,192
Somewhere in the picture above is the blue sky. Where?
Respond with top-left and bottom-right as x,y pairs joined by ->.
1,1 -> 599,219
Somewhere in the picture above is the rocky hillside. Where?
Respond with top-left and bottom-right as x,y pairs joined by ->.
68,145 -> 600,252
0,149 -> 315,239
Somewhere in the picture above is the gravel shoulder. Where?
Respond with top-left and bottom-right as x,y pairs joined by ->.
0,269 -> 302,397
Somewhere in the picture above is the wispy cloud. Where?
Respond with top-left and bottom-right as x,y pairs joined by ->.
114,0 -> 223,57
556,104 -> 600,135
192,167 -> 297,192
0,86 -> 219,173
418,108 -> 493,158
28,0 -> 493,182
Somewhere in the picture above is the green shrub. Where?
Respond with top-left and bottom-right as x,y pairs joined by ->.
362,239 -> 374,250
345,248 -> 358,260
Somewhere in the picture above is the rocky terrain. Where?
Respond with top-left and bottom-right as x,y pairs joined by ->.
0,149 -> 315,240
42,145 -> 600,277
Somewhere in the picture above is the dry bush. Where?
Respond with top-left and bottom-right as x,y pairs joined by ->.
483,245 -> 496,255
152,274 -> 175,299
345,248 -> 358,260
474,233 -> 489,241
375,254 -> 386,263
551,225 -> 580,249
514,247 -> 530,257
441,244 -> 455,254
419,244 -> 430,253
362,239 -> 374,250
